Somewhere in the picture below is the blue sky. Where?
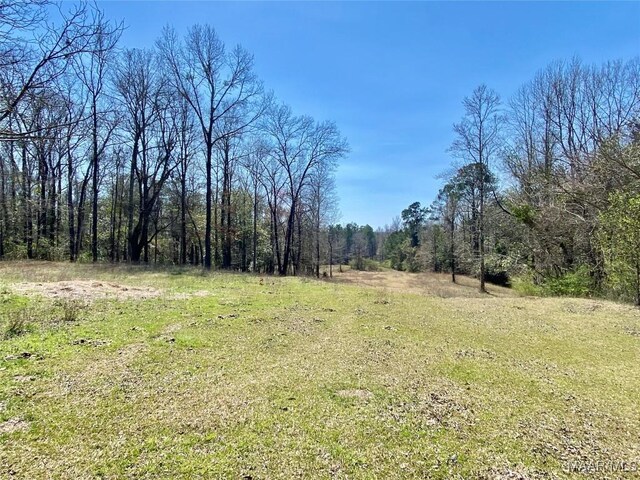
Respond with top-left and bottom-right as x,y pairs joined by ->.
96,1 -> 640,228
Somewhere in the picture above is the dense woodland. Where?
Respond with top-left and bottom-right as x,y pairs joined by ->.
382,61 -> 640,304
0,1 -> 358,275
1,2 -> 639,303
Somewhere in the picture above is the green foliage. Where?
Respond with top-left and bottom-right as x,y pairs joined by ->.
513,266 -> 595,298
401,243 -> 423,273
598,191 -> 640,304
360,224 -> 377,257
511,275 -> 545,296
542,266 -> 593,297
58,300 -> 85,323
383,230 -> 408,270
349,257 -> 381,272
3,310 -> 32,339
330,222 -> 378,265
401,202 -> 428,247
2,243 -> 30,261
483,254 -> 512,287
511,204 -> 536,227
33,239 -> 68,261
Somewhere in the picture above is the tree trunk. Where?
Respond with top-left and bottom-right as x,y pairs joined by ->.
479,167 -> 486,293
126,136 -> 139,262
22,144 -> 33,259
91,100 -> 99,263
76,157 -> 95,260
0,153 -> 7,259
221,142 -> 232,269
180,163 -> 187,265
281,202 -> 296,275
329,241 -> 333,278
204,138 -> 213,269
450,216 -> 456,283
252,182 -> 258,272
67,154 -> 76,262
116,181 -> 123,262
315,209 -> 321,279
109,162 -> 119,262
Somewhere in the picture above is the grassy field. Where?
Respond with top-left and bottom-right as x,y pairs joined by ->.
0,261 -> 639,479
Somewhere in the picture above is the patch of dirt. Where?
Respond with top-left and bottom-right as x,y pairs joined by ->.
12,281 -> 161,301
336,389 -> 374,400
0,417 -> 29,434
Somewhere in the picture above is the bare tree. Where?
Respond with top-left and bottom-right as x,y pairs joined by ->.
309,158 -> 338,277
242,138 -> 268,272
1,2 -> 123,139
449,85 -> 502,292
263,103 -> 347,275
157,25 -> 263,269
173,97 -> 197,265
72,9 -> 120,262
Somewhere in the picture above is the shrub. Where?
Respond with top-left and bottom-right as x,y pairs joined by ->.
542,266 -> 593,297
511,276 -> 545,296
349,257 -> 380,272
483,252 -> 522,287
60,300 -> 84,322
3,310 -> 30,339
484,270 -> 511,287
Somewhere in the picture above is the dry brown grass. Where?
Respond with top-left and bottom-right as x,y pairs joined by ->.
11,280 -> 161,301
0,418 -> 28,434
329,266 -> 516,298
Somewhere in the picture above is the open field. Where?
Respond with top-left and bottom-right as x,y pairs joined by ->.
330,266 -> 515,298
1,261 -> 639,479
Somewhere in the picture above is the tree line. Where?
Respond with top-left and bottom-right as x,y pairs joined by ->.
0,1 -> 350,275
383,57 -> 640,304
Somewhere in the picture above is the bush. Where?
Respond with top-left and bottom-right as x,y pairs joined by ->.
59,300 -> 84,322
3,310 -> 30,339
483,252 -> 521,287
349,257 -> 380,272
601,258 -> 640,304
511,276 -> 545,296
484,270 -> 511,287
542,266 -> 593,297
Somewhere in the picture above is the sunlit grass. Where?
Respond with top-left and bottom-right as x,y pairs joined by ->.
0,261 -> 638,478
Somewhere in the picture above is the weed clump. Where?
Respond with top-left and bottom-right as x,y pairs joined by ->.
59,299 -> 85,322
2,309 -> 32,339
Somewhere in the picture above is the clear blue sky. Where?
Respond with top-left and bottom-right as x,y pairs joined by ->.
96,1 -> 640,229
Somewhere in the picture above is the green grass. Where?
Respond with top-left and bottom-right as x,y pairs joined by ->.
1,261 -> 639,479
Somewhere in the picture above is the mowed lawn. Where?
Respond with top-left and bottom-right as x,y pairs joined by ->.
0,262 -> 639,479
